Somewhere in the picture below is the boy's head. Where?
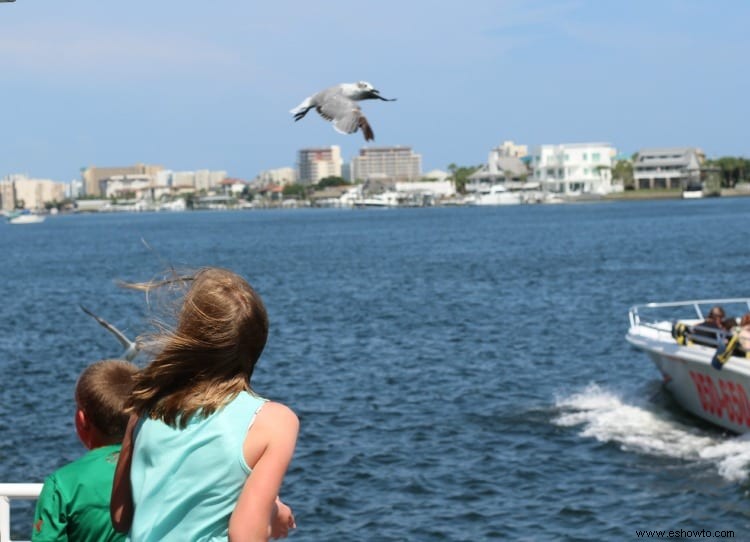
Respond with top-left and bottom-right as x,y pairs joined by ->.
75,359 -> 138,448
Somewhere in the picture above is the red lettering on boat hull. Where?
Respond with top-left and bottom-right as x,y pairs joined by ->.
689,371 -> 750,427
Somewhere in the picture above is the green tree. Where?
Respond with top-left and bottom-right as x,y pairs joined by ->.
316,176 -> 349,189
447,163 -> 481,194
241,185 -> 255,201
706,156 -> 750,188
282,183 -> 307,199
611,159 -> 634,190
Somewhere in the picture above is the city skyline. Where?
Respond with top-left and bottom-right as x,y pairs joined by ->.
1,1 -> 748,183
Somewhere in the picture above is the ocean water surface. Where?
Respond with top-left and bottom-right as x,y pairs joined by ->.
2,199 -> 750,540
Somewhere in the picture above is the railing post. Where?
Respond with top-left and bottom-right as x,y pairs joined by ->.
0,484 -> 42,542
0,495 -> 9,542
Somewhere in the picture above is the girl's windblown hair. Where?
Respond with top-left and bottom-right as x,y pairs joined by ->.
126,267 -> 269,428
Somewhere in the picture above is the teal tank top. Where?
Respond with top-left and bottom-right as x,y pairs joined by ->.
128,391 -> 267,542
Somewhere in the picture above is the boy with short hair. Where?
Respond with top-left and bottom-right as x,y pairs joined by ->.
32,359 -> 138,542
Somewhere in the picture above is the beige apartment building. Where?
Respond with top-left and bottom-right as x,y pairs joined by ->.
350,146 -> 422,182
82,163 -> 163,197
256,167 -> 297,187
0,175 -> 66,210
297,146 -> 342,185
0,180 -> 14,211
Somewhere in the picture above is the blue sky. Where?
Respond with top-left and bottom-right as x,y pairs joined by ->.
1,0 -> 748,183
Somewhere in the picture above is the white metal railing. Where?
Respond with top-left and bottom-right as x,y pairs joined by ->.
0,484 -> 42,542
628,297 -> 750,329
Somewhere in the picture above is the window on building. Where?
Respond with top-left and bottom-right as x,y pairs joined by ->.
592,152 -> 600,161
583,153 -> 588,160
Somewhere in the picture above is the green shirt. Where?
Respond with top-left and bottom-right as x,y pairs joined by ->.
32,444 -> 124,542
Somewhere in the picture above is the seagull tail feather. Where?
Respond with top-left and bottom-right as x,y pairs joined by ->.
359,117 -> 374,142
289,97 -> 313,116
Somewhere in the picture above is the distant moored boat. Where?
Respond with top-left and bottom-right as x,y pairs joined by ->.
7,211 -> 45,224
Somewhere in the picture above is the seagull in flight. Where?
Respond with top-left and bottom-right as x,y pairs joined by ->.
80,304 -> 140,361
290,81 -> 396,141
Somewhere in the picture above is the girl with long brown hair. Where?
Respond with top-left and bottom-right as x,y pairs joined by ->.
110,267 -> 298,541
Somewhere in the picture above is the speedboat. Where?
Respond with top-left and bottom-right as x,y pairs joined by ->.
626,298 -> 750,434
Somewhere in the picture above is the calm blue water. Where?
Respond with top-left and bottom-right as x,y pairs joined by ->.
2,199 -> 750,540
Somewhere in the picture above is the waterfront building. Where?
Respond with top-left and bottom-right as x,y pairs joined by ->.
195,170 -> 227,192
82,164 -> 163,197
494,140 -> 528,159
1,174 -> 66,210
103,174 -> 155,200
0,178 -> 15,211
467,156 -> 528,190
466,141 -> 530,193
219,178 -> 250,196
421,169 -> 450,182
170,171 -> 196,190
350,146 -> 421,183
530,143 -> 616,195
341,163 -> 352,182
147,170 -> 228,193
67,179 -> 84,200
256,167 -> 297,188
632,147 -> 705,190
95,167 -> 227,202
297,146 -> 343,185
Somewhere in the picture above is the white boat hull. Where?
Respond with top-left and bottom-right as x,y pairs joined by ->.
682,190 -> 703,199
628,329 -> 750,433
473,192 -> 522,205
627,298 -> 750,434
8,213 -> 45,224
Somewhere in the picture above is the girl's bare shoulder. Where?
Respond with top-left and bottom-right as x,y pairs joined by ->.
255,401 -> 299,432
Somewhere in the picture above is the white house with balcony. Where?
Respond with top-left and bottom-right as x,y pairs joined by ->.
530,143 -> 617,196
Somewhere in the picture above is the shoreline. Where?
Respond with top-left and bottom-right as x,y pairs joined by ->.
603,187 -> 750,202
6,189 -> 750,218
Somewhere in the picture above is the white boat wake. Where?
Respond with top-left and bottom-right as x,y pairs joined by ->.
553,383 -> 750,482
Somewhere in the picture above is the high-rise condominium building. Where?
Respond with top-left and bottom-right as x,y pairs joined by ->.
350,146 -> 421,182
297,146 -> 343,185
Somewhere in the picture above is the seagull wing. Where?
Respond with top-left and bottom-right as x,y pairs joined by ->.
80,304 -> 138,358
316,94 -> 375,141
316,94 -> 360,133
